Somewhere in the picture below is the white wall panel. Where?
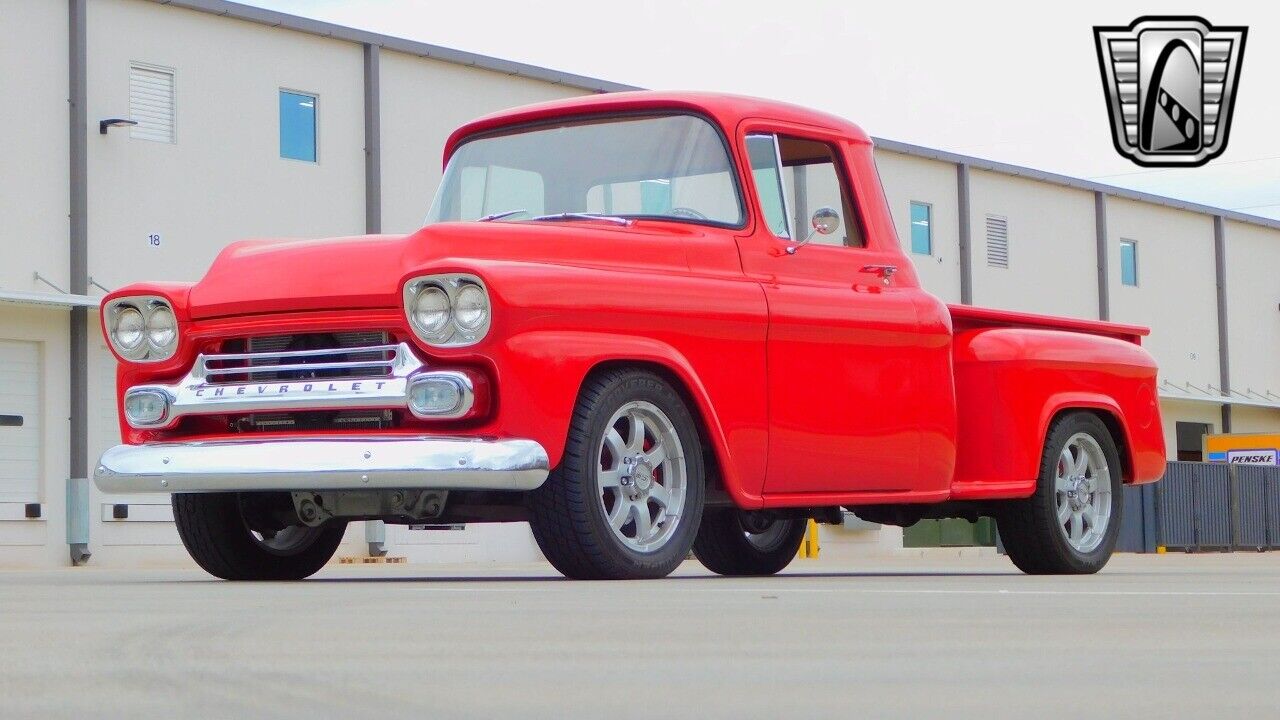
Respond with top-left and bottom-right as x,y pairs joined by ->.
0,0 -> 69,295
1106,198 -> 1219,390
873,150 -> 962,302
967,170 -> 1097,319
380,51 -> 586,235
86,0 -> 366,288
1224,221 -> 1280,401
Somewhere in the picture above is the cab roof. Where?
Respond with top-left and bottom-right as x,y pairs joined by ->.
443,91 -> 873,164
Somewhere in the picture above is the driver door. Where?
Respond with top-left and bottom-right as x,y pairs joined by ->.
738,128 -> 924,496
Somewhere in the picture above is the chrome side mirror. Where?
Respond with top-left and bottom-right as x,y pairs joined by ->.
786,206 -> 841,254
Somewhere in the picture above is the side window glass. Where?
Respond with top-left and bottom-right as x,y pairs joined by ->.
745,134 -> 791,238
776,136 -> 865,248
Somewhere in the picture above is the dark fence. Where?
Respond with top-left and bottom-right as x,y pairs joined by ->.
1117,461 -> 1280,553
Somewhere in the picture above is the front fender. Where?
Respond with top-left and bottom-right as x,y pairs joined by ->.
490,329 -> 768,508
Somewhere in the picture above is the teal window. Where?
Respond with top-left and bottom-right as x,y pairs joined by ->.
910,201 -> 932,255
1120,239 -> 1138,286
279,90 -> 317,162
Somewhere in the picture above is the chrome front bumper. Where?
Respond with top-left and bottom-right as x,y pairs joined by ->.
94,436 -> 550,494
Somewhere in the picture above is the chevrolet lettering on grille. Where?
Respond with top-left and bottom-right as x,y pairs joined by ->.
194,381 -> 393,398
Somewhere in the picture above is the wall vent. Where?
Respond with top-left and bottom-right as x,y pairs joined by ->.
985,215 -> 1009,268
129,64 -> 175,143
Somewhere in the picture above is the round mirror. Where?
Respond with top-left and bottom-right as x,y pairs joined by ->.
811,207 -> 840,235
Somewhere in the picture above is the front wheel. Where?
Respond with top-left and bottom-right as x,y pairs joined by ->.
172,493 -> 346,580
528,368 -> 705,580
997,412 -> 1123,574
694,509 -> 807,576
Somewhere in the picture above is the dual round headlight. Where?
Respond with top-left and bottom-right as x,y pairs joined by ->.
404,274 -> 491,347
105,297 -> 180,362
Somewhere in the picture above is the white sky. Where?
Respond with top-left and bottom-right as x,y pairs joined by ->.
246,0 -> 1280,219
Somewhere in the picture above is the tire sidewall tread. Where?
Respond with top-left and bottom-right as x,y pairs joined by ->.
528,368 -> 705,580
998,412 -> 1124,575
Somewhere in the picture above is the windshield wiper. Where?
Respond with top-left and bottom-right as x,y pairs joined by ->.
529,212 -> 632,226
478,209 -> 527,222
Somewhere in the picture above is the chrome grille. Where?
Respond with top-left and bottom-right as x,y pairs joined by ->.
202,332 -> 396,384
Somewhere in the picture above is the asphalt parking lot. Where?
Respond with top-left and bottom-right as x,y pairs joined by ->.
1,553 -> 1277,719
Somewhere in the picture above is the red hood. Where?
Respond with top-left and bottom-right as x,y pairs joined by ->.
186,220 -> 700,319
188,235 -> 410,319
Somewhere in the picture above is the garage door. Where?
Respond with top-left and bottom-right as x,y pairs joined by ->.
0,340 -> 40,502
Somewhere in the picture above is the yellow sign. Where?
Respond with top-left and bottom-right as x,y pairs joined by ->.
1203,433 -> 1280,466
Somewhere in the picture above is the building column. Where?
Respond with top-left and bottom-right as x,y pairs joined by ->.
362,42 -> 387,556
1214,215 -> 1232,432
956,163 -> 973,305
67,0 -> 91,566
1094,191 -> 1110,321
363,42 -> 382,235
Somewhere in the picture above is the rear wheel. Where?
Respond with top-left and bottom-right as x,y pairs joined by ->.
172,492 -> 346,581
997,412 -> 1123,574
528,368 -> 705,580
694,509 -> 807,576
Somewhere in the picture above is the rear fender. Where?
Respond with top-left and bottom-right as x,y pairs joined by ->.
951,327 -> 1165,500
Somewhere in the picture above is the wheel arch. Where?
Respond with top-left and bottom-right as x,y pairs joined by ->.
579,357 -> 745,507
1038,397 -> 1136,484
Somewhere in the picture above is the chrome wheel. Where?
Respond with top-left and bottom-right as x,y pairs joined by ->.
596,400 -> 688,553
1054,432 -> 1113,553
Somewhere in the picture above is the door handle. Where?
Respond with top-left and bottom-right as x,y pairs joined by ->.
860,264 -> 898,285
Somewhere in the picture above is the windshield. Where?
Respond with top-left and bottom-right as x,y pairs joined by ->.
426,114 -> 744,227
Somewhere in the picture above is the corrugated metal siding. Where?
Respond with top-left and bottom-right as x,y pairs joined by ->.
1233,465 -> 1270,550
1194,464 -> 1233,548
1149,462 -> 1279,552
1117,484 -> 1157,553
129,64 -> 174,143
1157,463 -> 1197,549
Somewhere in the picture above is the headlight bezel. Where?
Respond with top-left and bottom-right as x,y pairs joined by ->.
402,273 -> 491,348
104,296 -> 180,363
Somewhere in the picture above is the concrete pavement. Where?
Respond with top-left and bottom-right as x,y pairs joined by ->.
1,553 -> 1277,719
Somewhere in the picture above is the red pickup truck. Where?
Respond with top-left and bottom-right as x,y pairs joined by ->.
95,92 -> 1166,581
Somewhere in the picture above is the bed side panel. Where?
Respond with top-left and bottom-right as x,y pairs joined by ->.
951,327 -> 1164,500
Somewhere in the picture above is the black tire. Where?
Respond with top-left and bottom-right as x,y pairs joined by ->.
528,368 -> 705,580
172,493 -> 346,581
997,412 -> 1124,575
694,509 -> 807,576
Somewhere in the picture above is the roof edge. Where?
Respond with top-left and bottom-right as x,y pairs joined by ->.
873,137 -> 1280,232
150,0 -> 640,93
146,0 -> 1278,232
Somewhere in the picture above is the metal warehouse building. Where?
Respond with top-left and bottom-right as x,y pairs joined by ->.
2,0 -> 1277,567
